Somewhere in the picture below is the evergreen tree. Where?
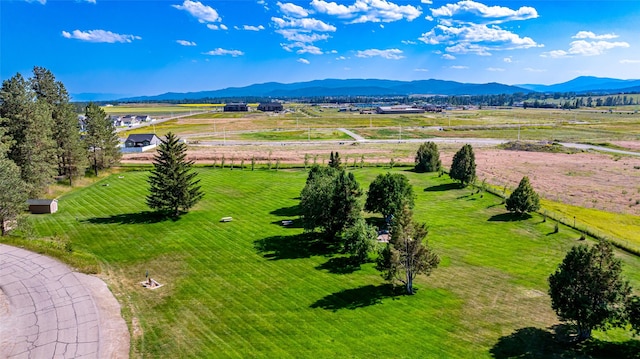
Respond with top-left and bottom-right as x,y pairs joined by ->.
1,73 -> 58,196
376,206 -> 440,295
0,157 -> 28,236
414,141 -> 441,173
505,176 -> 540,215
84,102 -> 121,176
548,240 -> 632,341
328,151 -> 342,169
31,67 -> 87,185
449,144 -> 476,186
147,132 -> 204,217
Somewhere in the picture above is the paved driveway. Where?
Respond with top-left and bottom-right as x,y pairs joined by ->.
0,244 -> 129,358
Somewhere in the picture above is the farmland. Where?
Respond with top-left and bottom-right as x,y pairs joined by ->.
11,168 -> 640,358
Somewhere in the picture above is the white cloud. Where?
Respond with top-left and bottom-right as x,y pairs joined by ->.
272,16 -> 336,32
402,40 -> 417,45
503,57 -> 512,63
25,0 -> 46,4
620,59 -> 640,64
572,31 -> 618,40
172,0 -> 221,23
442,53 -> 456,60
486,67 -> 504,71
277,2 -> 309,18
298,58 -> 311,64
425,15 -> 434,21
414,68 -> 429,72
203,48 -> 244,57
431,0 -> 538,23
244,25 -> 265,31
62,29 -> 141,43
177,40 -> 197,46
450,65 -> 468,69
419,23 -> 541,55
544,39 -> 629,57
356,48 -> 404,59
80,0 -> 97,3
220,24 -> 228,30
207,24 -> 228,30
311,0 -> 422,24
296,44 -> 323,55
524,67 -> 546,72
336,56 -> 347,60
276,30 -> 330,42
421,0 -> 432,4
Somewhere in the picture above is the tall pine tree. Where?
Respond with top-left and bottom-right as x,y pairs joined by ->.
31,67 -> 87,185
147,132 -> 204,217
85,102 -> 120,176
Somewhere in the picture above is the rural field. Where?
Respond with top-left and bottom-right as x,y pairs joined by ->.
9,167 -> 640,358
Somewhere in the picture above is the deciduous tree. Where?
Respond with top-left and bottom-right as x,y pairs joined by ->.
376,206 -> 440,295
342,215 -> 377,263
364,173 -> 414,220
147,132 -> 204,217
300,165 -> 362,239
414,141 -> 441,173
449,144 -> 476,186
548,240 -> 632,341
505,176 -> 540,215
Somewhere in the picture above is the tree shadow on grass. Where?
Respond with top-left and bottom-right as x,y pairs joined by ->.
270,205 -> 301,217
84,211 -> 176,225
316,256 -> 362,274
490,325 -> 640,359
424,183 -> 460,192
254,232 -> 340,260
310,284 -> 404,311
488,212 -> 532,222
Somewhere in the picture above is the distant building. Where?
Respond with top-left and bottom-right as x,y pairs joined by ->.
224,103 -> 248,112
136,115 -> 152,122
125,134 -> 161,148
120,115 -> 139,126
376,106 -> 426,114
257,102 -> 283,112
27,199 -> 58,214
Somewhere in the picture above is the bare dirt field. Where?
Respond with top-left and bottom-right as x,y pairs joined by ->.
123,143 -> 640,216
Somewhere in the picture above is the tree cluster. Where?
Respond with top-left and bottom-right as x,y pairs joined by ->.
0,67 -> 121,235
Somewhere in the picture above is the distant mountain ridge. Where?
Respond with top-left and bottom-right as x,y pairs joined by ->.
71,76 -> 640,102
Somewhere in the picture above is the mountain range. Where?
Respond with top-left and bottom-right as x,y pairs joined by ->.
71,76 -> 640,102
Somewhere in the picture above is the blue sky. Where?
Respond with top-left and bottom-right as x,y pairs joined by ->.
2,0 -> 640,97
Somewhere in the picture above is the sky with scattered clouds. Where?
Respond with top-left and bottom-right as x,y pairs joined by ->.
2,0 -> 639,96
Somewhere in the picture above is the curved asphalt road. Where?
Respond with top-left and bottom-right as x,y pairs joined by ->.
0,244 -> 129,359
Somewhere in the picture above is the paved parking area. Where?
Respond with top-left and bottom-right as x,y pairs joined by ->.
0,244 -> 129,358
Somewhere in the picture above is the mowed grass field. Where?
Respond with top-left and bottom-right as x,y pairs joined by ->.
19,168 -> 640,358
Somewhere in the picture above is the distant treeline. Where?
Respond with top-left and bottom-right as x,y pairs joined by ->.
92,92 -> 640,109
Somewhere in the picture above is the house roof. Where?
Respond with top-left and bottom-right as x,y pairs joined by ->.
126,134 -> 158,142
27,199 -> 57,206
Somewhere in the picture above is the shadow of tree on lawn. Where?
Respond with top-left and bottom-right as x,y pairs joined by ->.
424,183 -> 461,192
254,232 -> 340,260
316,256 -> 362,274
488,212 -> 532,222
270,205 -> 301,217
84,211 -> 175,225
491,325 -> 640,359
310,284 -> 404,311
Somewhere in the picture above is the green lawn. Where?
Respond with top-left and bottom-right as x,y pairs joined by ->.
12,168 -> 640,358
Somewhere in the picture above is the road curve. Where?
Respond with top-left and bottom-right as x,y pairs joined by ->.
0,244 -> 129,359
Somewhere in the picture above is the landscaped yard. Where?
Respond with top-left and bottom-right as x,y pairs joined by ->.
14,168 -> 640,358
